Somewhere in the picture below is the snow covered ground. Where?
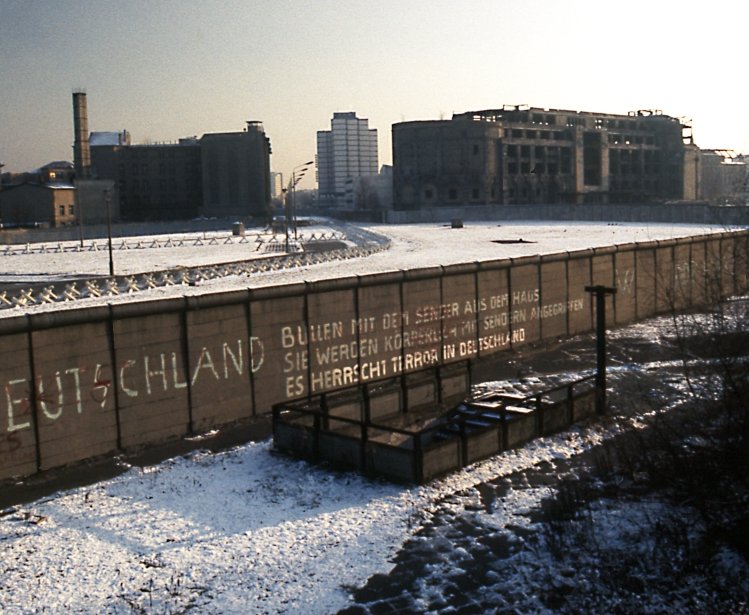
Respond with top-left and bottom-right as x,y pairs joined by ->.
3,328 -> 744,613
0,220 -> 729,303
0,409 -> 612,613
1,220 -> 746,613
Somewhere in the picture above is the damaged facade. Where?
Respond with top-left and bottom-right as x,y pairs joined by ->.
392,106 -> 700,210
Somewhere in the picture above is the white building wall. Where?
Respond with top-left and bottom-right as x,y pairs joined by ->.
317,112 -> 378,208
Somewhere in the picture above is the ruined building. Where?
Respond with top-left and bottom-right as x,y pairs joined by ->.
392,106 -> 700,210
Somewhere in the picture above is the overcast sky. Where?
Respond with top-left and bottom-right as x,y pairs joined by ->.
1,0 -> 747,188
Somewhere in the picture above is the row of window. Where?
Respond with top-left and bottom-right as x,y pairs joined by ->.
121,163 -> 198,176
608,134 -> 656,146
58,205 -> 74,216
509,129 -> 571,141
506,144 -> 573,159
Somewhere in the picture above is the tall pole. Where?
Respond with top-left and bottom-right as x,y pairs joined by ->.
290,160 -> 313,242
78,192 -> 85,247
105,189 -> 114,277
282,187 -> 289,253
585,285 -> 617,414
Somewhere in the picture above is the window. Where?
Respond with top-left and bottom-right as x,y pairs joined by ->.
471,188 -> 480,199
472,144 -> 479,155
424,188 -> 433,199
69,205 -> 74,215
59,205 -> 65,216
448,188 -> 458,200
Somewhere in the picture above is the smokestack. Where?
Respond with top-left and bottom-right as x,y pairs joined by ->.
72,90 -> 91,179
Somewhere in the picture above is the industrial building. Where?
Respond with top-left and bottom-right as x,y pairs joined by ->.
200,122 -> 272,220
72,92 -> 272,222
316,112 -> 378,209
392,106 -> 701,210
90,135 -> 203,221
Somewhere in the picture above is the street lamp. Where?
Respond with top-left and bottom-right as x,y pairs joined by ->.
282,187 -> 290,252
105,188 -> 114,276
290,160 -> 313,240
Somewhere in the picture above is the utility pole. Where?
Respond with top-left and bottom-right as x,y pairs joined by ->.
585,285 -> 617,414
105,189 -> 114,276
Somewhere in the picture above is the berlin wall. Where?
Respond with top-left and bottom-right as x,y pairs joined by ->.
1,230 -> 747,480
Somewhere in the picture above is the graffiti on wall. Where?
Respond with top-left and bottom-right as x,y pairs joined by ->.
2,338 -> 265,436
279,287 -> 586,399
3,232 -> 744,478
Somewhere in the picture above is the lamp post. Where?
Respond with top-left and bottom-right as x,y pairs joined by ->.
282,187 -> 290,252
105,188 -> 114,277
290,160 -> 313,241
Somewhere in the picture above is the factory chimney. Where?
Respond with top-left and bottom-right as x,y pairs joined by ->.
72,90 -> 91,179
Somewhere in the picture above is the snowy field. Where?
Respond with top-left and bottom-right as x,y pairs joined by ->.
2,312 -> 745,613
0,406 -> 614,613
1,220 -> 746,613
0,220 -> 727,283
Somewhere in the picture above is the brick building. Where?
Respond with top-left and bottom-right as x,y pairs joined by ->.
0,183 -> 76,227
392,106 -> 700,210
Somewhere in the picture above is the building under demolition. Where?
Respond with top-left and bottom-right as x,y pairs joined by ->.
392,106 -> 700,210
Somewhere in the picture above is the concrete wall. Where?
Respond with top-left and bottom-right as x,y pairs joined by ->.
1,229 -> 747,480
384,202 -> 749,226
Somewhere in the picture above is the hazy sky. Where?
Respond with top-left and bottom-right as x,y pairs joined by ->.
1,0 -> 747,189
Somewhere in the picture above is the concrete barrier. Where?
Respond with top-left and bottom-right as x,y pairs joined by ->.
1,229 -> 748,480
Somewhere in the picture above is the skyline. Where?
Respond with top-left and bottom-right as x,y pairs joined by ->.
2,0 -> 748,190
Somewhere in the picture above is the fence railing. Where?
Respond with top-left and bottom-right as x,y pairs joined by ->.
273,373 -> 598,483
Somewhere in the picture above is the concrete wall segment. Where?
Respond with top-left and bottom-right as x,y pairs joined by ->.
441,262 -> 480,277
635,247 -> 657,318
32,321 -> 117,470
250,293 -> 307,410
113,311 -> 190,448
110,297 -> 186,320
356,270 -> 405,288
186,302 -> 253,431
539,259 -> 570,339
248,282 -> 308,302
28,305 -> 111,331
509,263 -> 541,345
440,272 -> 479,364
305,276 -> 360,294
0,332 -> 37,480
0,314 -> 30,336
186,289 -> 251,310
476,258 -> 512,273
403,266 -> 443,281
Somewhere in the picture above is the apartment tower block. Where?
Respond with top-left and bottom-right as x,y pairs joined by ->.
317,112 -> 378,209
